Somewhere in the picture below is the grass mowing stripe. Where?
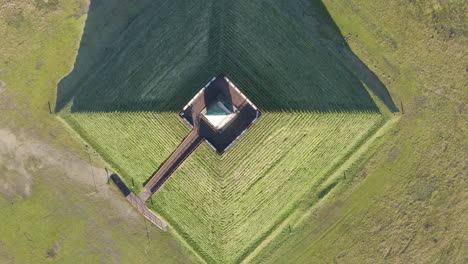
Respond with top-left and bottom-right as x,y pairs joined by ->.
146,111 -> 382,262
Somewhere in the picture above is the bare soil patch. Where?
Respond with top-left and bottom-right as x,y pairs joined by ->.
0,127 -> 135,216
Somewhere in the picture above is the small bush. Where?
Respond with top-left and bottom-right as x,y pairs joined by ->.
317,182 -> 338,199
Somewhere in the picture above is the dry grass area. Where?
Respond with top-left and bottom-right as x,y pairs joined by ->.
0,0 -> 196,263
249,0 -> 467,263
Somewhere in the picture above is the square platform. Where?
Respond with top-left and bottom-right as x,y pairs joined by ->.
179,74 -> 261,154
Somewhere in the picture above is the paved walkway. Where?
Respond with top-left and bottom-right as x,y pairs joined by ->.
138,130 -> 203,202
111,76 -> 260,230
138,75 -> 260,202
111,174 -> 167,230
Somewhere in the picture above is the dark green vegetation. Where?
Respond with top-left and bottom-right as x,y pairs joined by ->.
56,0 -> 396,113
317,182 -> 338,199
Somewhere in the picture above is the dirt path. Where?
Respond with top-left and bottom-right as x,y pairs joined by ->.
0,127 -> 152,223
0,128 -> 107,199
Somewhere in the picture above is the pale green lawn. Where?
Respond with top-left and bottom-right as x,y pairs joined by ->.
0,1 -> 196,263
250,0 -> 467,263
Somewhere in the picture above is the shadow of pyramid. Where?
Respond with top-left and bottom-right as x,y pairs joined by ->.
55,0 -> 398,114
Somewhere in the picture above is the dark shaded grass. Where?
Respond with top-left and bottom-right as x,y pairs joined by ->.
317,182 -> 338,199
56,0 -> 397,114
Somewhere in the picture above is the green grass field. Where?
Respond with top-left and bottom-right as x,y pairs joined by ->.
2,0 -> 465,263
248,0 -> 467,263
60,93 -> 386,263
60,109 -> 190,191
56,0 -> 394,114
56,1 -> 398,262
53,0 -> 406,263
146,112 -> 384,262
0,0 -> 195,263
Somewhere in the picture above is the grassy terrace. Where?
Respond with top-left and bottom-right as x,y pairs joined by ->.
147,112 -> 384,262
61,109 -> 190,191
58,0 -> 393,190
60,97 -> 387,263
1,0 -> 463,262
56,0 -> 389,114
249,0 -> 467,263
56,0 -> 398,263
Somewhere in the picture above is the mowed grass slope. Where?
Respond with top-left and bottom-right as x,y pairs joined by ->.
57,0 -> 391,197
249,0 -> 467,263
61,109 -> 190,192
56,0 -> 392,114
56,0 -> 218,113
56,0 -> 396,263
147,112 -> 383,263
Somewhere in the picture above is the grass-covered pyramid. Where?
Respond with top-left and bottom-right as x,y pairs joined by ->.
57,0 -> 397,262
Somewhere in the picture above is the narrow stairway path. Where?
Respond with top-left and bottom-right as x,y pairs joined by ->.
138,130 -> 203,201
